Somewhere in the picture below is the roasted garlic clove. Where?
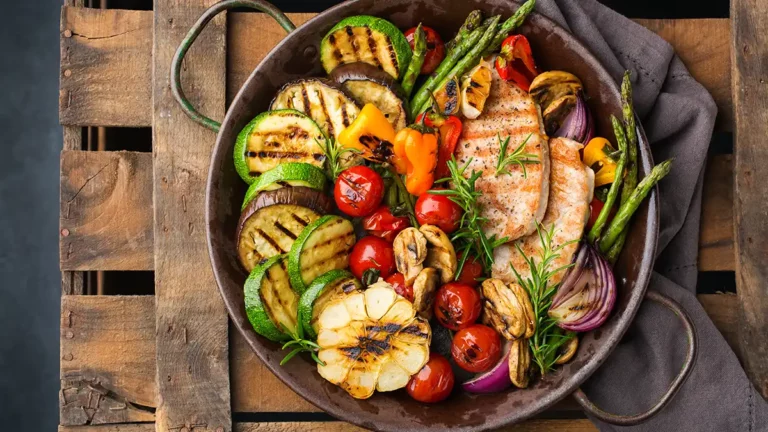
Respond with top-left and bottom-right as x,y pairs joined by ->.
481,278 -> 526,340
419,224 -> 457,284
412,267 -> 440,320
394,227 -> 428,285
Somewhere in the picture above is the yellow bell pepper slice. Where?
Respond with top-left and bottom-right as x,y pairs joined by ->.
583,137 -> 618,187
337,104 -> 401,167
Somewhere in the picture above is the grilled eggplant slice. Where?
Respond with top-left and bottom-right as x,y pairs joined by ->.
244,254 -> 298,342
234,109 -> 326,184
320,16 -> 412,80
236,187 -> 333,272
241,163 -> 327,210
330,62 -> 407,131
298,269 -> 362,340
288,215 -> 356,294
270,78 -> 361,141
315,281 -> 431,399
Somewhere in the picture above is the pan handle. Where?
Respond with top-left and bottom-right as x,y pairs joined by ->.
171,0 -> 295,132
572,290 -> 697,426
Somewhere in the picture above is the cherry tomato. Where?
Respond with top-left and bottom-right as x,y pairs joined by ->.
415,192 -> 462,234
349,236 -> 396,280
434,282 -> 482,331
362,205 -> 410,242
404,26 -> 446,75
334,166 -> 384,217
385,273 -> 413,302
587,196 -> 616,230
406,353 -> 454,403
451,324 -> 502,373
456,257 -> 484,287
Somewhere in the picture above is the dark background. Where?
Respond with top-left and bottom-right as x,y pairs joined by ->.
0,0 -> 727,430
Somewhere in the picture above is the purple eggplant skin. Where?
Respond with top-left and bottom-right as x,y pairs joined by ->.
328,62 -> 407,101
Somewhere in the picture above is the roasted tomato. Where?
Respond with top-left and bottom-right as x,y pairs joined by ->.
587,196 -> 616,230
334,166 -> 384,217
349,236 -> 396,280
414,192 -> 462,234
456,257 -> 484,287
404,25 -> 445,75
406,353 -> 454,403
362,205 -> 410,242
451,324 -> 502,373
433,282 -> 482,331
385,272 -> 413,302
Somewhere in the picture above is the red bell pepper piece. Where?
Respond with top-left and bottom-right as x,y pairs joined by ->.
416,112 -> 463,180
494,35 -> 538,91
362,205 -> 410,242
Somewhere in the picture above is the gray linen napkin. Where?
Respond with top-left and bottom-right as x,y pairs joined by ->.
533,1 -> 768,430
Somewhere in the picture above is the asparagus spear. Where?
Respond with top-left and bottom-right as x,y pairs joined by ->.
402,24 -> 426,99
409,22 -> 489,118
483,0 -> 536,55
414,16 -> 501,115
599,159 -> 673,252
606,72 -> 639,262
587,116 -> 627,244
445,10 -> 483,54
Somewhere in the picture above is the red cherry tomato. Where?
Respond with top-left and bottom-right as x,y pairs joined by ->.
406,353 -> 454,403
404,26 -> 446,75
434,282 -> 482,331
385,273 -> 413,302
451,324 -> 502,373
414,193 -> 462,234
362,205 -> 410,242
349,236 -> 396,280
334,166 -> 384,217
587,197 -> 616,230
456,258 -> 484,287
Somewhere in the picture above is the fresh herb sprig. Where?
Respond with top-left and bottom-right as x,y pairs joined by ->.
317,136 -> 361,181
495,133 -> 538,178
279,323 -> 324,366
510,224 -> 577,376
430,157 -> 507,276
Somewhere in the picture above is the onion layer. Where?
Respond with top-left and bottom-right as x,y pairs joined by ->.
462,342 -> 512,393
554,92 -> 594,145
549,244 -> 616,332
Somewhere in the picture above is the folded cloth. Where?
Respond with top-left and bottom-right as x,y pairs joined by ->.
533,1 -> 768,430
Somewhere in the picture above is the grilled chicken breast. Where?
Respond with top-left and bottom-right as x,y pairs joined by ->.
492,137 -> 594,286
455,69 -> 550,242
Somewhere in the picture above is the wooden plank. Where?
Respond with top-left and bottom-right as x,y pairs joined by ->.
60,296 -> 155,425
699,155 -> 734,271
731,0 -> 768,399
60,7 -> 152,127
60,150 -> 154,271
60,426 -> 154,432
635,19 -> 731,132
152,1 -> 231,431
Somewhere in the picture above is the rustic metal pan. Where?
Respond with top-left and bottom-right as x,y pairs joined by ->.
171,0 -> 697,430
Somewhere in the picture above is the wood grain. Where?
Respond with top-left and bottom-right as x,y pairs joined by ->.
60,150 -> 154,271
152,1 -> 232,431
731,0 -> 768,399
60,7 -> 152,127
699,155 -> 734,271
60,296 -> 156,425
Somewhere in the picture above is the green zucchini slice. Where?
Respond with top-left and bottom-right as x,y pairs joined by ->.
288,215 -> 356,294
241,163 -> 328,210
244,254 -> 298,342
298,269 -> 361,339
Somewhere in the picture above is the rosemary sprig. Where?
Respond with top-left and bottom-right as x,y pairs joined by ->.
279,324 -> 324,366
509,224 -> 577,376
317,136 -> 361,181
495,133 -> 538,178
430,157 -> 508,276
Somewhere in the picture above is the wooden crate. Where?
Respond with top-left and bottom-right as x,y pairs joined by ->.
58,1 -> 767,431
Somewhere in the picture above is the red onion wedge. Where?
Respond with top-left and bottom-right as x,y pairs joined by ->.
554,92 -> 594,145
462,342 -> 512,393
549,244 -> 616,332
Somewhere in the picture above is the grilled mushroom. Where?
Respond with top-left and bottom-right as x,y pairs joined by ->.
509,337 -> 531,388
412,268 -> 440,320
508,283 -> 536,339
554,336 -> 579,365
480,278 -> 526,340
419,225 -> 457,284
394,227 -> 428,285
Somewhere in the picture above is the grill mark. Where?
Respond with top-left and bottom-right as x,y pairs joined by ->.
316,88 -> 334,137
274,221 -> 298,240
340,98 -> 351,127
255,228 -> 285,254
292,214 -> 309,227
345,26 -> 360,61
340,346 -> 362,359
300,83 -> 311,113
470,80 -> 482,88
400,324 -> 429,339
256,150 -> 317,160
365,27 -> 380,67
383,34 -> 398,76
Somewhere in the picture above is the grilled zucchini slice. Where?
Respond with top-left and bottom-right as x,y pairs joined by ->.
244,254 -> 298,342
241,163 -> 327,210
298,269 -> 361,340
270,78 -> 360,141
320,16 -> 412,80
236,187 -> 333,272
234,109 -> 326,184
288,215 -> 356,294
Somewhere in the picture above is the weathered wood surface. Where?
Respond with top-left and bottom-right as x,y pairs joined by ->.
152,1 -> 231,431
731,0 -> 768,399
57,293 -> 739,416
699,155 -> 734,271
60,150 -> 154,271
60,7 -> 152,127
59,11 -> 732,131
